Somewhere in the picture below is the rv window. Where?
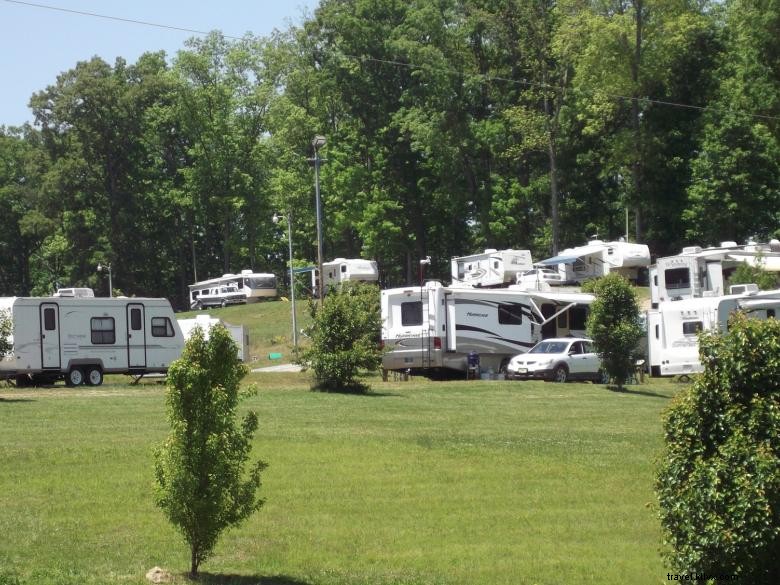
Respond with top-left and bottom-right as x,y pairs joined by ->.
44,308 -> 56,331
768,309 -> 776,319
498,303 -> 523,325
665,267 -> 690,290
683,321 -> 703,335
493,261 -> 499,269
151,317 -> 175,337
91,317 -> 115,344
130,308 -> 142,331
557,312 -> 568,328
341,265 -> 347,273
401,301 -> 423,326
569,307 -> 588,330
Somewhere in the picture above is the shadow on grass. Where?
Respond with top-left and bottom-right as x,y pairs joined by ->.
195,573 -> 312,585
0,397 -> 36,403
608,386 -> 672,399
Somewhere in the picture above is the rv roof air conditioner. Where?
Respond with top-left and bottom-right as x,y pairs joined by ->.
729,283 -> 759,295
682,246 -> 703,255
52,287 -> 95,298
720,241 -> 739,248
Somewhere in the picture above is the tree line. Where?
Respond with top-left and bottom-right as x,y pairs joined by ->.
0,0 -> 778,308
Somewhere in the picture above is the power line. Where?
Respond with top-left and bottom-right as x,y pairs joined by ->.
0,0 -> 243,40
4,0 -> 779,123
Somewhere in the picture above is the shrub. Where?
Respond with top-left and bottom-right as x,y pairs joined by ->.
299,282 -> 382,392
585,273 -> 643,389
656,314 -> 780,583
154,325 -> 267,577
0,309 -> 11,357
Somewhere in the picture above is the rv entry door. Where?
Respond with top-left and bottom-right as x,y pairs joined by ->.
39,302 -> 61,370
127,303 -> 147,368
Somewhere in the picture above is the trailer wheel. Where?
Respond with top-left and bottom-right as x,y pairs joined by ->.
196,300 -> 203,310
221,299 -> 227,308
66,368 -> 85,386
553,364 -> 568,383
86,366 -> 104,386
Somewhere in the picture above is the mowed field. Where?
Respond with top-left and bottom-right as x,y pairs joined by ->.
0,372 -> 680,585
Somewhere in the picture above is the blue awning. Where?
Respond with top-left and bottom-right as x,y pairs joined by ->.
537,255 -> 580,266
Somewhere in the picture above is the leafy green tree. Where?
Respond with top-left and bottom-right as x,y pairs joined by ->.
585,273 -> 643,389
0,309 -> 11,358
656,314 -> 780,583
727,258 -> 780,291
300,282 -> 382,392
154,325 -> 267,577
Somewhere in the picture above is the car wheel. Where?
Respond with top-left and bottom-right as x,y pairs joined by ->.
86,366 -> 104,386
196,301 -> 203,310
66,368 -> 84,387
553,364 -> 568,383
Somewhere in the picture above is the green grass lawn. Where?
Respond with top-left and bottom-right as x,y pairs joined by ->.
0,374 -> 682,585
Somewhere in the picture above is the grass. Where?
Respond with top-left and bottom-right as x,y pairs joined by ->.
0,374 -> 683,585
177,299 -> 313,367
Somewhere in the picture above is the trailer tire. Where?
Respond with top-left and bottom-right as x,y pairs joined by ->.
221,299 -> 227,308
86,366 -> 104,386
66,368 -> 85,386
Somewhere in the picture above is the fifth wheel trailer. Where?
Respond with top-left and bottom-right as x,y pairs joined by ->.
381,281 -> 594,375
0,295 -> 184,386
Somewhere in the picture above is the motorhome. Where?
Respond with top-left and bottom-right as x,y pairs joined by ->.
450,249 -> 534,288
646,284 -> 780,377
177,314 -> 248,362
381,281 -> 593,375
649,240 -> 780,306
189,270 -> 277,308
537,239 -> 651,284
0,294 -> 184,386
313,258 -> 379,292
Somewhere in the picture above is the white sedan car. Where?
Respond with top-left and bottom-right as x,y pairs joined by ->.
506,337 -> 608,383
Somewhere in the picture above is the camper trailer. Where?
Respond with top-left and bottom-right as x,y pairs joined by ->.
381,282 -> 593,375
313,258 -> 379,292
450,249 -> 534,288
0,295 -> 184,386
646,284 -> 780,377
178,314 -> 249,362
649,240 -> 780,306
538,239 -> 651,284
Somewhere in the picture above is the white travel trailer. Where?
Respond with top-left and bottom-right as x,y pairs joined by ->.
450,249 -> 534,288
189,270 -> 277,308
538,239 -> 651,284
177,314 -> 249,362
313,258 -> 379,292
0,295 -> 184,386
646,284 -> 780,377
649,240 -> 780,306
381,281 -> 593,375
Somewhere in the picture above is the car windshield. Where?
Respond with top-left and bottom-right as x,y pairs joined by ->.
529,341 -> 569,354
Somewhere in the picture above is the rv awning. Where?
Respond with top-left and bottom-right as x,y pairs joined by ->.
537,255 -> 580,266
737,298 -> 780,311
727,254 -> 780,272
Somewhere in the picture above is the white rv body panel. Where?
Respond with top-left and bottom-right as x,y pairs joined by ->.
178,314 -> 248,362
0,296 -> 184,384
647,289 -> 780,376
450,249 -> 534,288
189,270 -> 277,307
538,240 -> 651,284
314,258 -> 379,292
381,283 -> 593,374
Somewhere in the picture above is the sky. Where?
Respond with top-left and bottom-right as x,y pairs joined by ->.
0,0 -> 319,127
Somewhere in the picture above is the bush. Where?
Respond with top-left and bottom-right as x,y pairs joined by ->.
0,309 -> 11,357
585,273 -> 643,389
154,325 -> 267,577
656,314 -> 780,583
299,282 -> 382,392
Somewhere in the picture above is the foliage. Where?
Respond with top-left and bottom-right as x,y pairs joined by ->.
656,314 -> 780,583
299,281 -> 382,393
153,325 -> 267,576
726,258 -> 780,291
586,273 -> 643,389
0,309 -> 11,358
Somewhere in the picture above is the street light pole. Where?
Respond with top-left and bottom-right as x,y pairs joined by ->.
274,212 -> 298,350
311,135 -> 327,306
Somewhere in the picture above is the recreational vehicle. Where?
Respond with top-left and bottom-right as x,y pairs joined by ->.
381,281 -> 593,375
450,249 -> 534,288
649,240 -> 780,306
646,284 -> 780,377
0,295 -> 184,386
313,258 -> 379,292
537,239 -> 651,284
189,270 -> 277,308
